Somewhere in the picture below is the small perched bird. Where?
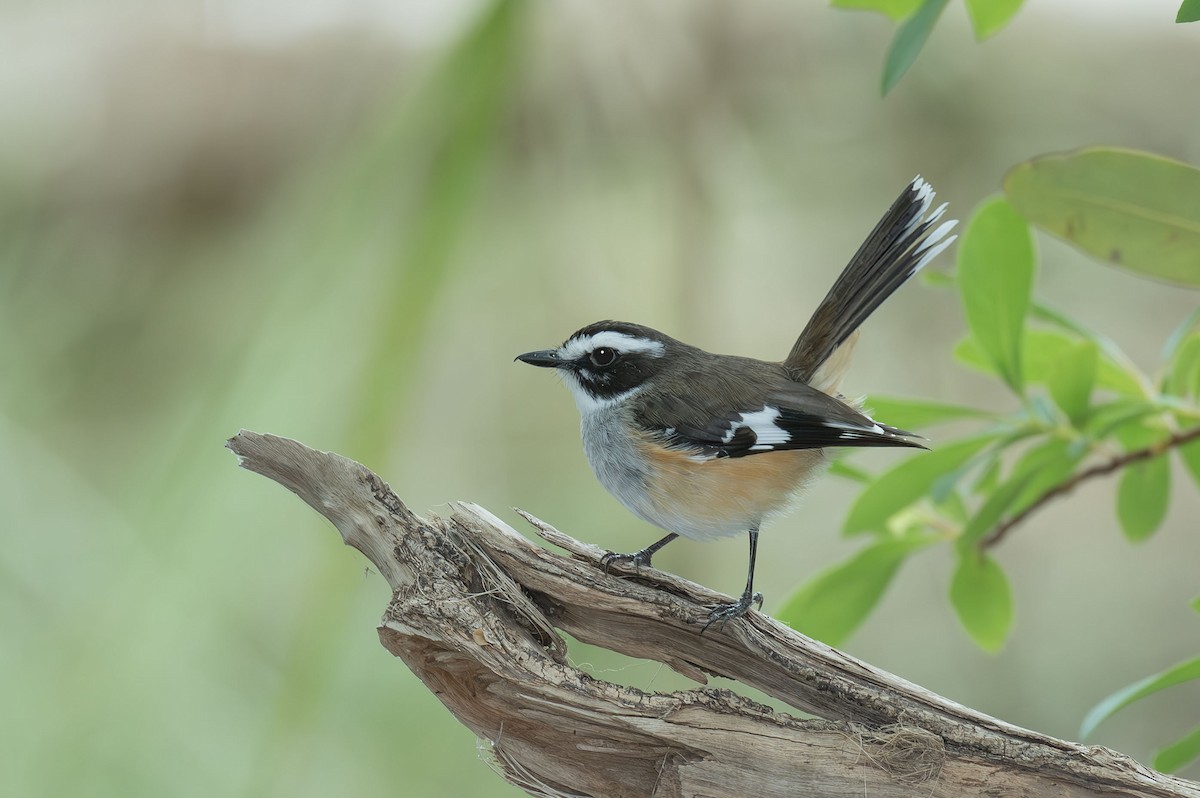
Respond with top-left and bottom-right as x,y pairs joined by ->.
517,177 -> 957,628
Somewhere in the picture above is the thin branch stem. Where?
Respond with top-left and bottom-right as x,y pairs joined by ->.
980,425 -> 1200,550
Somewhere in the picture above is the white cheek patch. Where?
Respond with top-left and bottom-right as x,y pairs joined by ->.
724,406 -> 791,451
560,331 -> 665,361
564,373 -> 643,415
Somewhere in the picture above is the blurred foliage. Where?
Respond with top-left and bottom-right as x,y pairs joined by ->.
2,0 -> 531,796
347,0 -> 527,464
963,0 -> 1026,40
781,147 -> 1200,771
244,3 -> 528,795
881,0 -> 952,95
845,0 -> 1197,95
4,0 -> 1200,795
836,0 -> 1027,93
832,0 -> 922,20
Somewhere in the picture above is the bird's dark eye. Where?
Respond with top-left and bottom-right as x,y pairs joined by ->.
590,347 -> 618,367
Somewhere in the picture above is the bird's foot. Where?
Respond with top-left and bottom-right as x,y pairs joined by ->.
703,590 -> 764,633
600,548 -> 656,573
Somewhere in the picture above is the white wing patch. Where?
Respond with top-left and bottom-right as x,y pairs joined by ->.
724,406 -> 791,451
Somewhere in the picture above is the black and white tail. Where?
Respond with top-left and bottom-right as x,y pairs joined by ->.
785,177 -> 957,383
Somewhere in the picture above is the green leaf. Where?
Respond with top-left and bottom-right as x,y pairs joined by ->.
950,551 -> 1014,652
921,268 -> 956,288
1193,594 -> 1200,613
945,425 -> 1044,501
843,435 -> 998,536
963,0 -> 1025,40
956,329 -> 1145,398
1179,0 -> 1200,23
1027,393 -> 1059,428
779,535 -> 937,646
955,331 -> 1062,386
864,395 -> 993,430
935,487 -> 969,524
974,455 -> 1001,494
1082,655 -> 1200,738
1007,437 -> 1085,516
954,437 -> 1081,551
1112,416 -> 1173,450
1031,302 -> 1149,398
832,0 -> 921,20
953,336 -> 990,371
1047,341 -> 1098,425
957,197 -> 1035,394
1155,724 -> 1200,773
1096,358 -> 1152,399
957,468 -> 1038,550
1160,307 -> 1200,366
1165,333 -> 1200,398
1020,329 -> 1087,389
1116,448 -> 1170,543
1180,438 -> 1200,491
1085,400 -> 1164,440
1004,148 -> 1200,288
881,0 -> 950,95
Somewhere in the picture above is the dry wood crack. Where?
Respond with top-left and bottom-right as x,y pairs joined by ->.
227,429 -> 1200,798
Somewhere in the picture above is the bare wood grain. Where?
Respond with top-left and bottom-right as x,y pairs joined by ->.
227,429 -> 1200,798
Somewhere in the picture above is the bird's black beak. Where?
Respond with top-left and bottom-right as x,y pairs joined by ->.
515,349 -> 564,368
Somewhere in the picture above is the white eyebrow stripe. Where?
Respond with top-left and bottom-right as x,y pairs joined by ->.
560,331 -> 666,360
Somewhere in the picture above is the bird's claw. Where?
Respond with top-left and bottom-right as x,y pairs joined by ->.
702,591 -> 763,633
600,549 -> 655,574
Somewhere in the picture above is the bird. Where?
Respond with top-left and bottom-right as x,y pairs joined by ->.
516,176 -> 957,629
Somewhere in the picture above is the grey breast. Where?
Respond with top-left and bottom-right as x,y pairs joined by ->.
580,405 -> 656,519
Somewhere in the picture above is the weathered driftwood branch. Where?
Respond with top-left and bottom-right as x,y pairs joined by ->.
227,430 -> 1200,798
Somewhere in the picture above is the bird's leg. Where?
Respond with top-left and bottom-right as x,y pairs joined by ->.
601,533 -> 679,573
704,527 -> 764,631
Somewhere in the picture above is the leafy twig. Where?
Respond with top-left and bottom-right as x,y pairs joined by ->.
980,425 -> 1200,550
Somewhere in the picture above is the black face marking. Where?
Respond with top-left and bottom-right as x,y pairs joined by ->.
560,321 -> 679,402
574,353 -> 655,399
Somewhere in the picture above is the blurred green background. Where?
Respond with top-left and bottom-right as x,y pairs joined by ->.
3,0 -> 1199,794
